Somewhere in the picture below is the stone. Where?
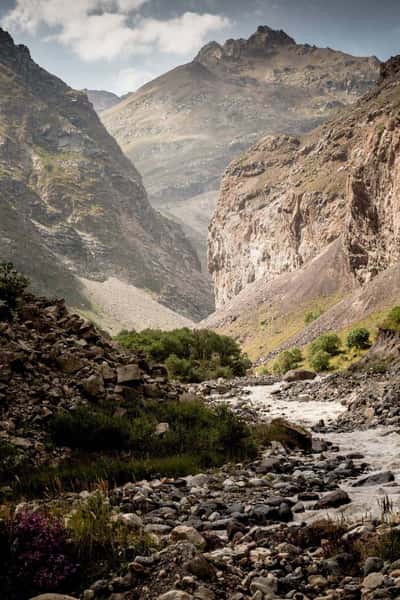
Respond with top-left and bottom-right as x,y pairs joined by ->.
56,353 -> 83,374
283,369 -> 316,382
171,526 -> 206,550
155,422 -> 170,436
250,574 -> 278,595
185,555 -> 216,580
29,596 -> 79,600
353,471 -> 395,487
82,374 -> 104,397
158,592 -> 194,600
362,572 -> 385,590
269,418 -> 312,451
364,556 -> 384,576
314,489 -> 351,509
117,364 -> 142,384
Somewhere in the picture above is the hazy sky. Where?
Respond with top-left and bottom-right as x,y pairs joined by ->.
1,0 -> 399,95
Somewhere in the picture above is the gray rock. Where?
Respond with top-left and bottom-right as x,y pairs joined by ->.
352,471 -> 395,487
364,556 -> 384,576
314,489 -> 351,509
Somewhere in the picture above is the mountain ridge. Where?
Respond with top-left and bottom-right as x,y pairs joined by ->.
101,25 -> 380,271
0,27 -> 213,324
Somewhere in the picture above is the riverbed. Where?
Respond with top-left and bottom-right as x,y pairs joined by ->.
217,384 -> 400,521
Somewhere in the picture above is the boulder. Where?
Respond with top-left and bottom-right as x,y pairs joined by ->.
158,592 -> 193,600
352,471 -> 395,487
117,364 -> 142,384
314,489 -> 351,509
269,418 -> 312,452
171,525 -> 206,550
283,369 -> 316,382
82,374 -> 104,398
29,596 -> 79,600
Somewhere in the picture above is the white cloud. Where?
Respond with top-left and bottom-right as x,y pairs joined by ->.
115,66 -> 156,94
2,1 -> 231,62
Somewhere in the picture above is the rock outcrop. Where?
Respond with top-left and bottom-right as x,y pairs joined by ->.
206,55 -> 400,358
101,26 -> 380,270
0,28 -> 212,322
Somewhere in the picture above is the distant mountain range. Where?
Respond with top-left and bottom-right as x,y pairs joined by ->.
0,28 -> 212,330
100,26 -> 380,270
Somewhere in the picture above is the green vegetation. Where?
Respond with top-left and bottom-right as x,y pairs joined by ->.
309,333 -> 341,356
380,305 -> 400,331
0,262 -> 29,307
19,399 -> 256,495
116,328 -> 251,382
304,307 -> 324,325
346,327 -> 370,350
272,348 -> 303,374
67,492 -> 150,560
309,350 -> 331,372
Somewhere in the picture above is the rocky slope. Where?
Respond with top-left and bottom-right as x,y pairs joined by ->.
84,89 -> 121,112
0,28 -> 212,322
101,26 -> 380,268
206,55 -> 400,359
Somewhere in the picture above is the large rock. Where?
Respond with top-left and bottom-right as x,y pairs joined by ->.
283,369 -> 316,382
117,364 -> 142,384
314,489 -> 351,509
352,471 -> 395,487
29,596 -> 79,600
171,526 -> 206,550
268,418 -> 312,452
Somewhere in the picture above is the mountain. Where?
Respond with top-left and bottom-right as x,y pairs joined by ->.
205,55 -> 400,360
0,29 -> 213,325
84,89 -> 121,112
101,26 -> 380,269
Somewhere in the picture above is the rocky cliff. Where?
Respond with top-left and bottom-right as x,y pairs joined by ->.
101,26 -> 380,269
206,55 -> 400,359
0,29 -> 212,323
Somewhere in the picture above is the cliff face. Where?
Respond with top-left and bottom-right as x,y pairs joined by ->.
101,26 -> 380,270
209,56 -> 400,308
0,29 -> 212,321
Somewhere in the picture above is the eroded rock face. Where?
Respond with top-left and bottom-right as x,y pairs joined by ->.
0,28 -> 212,320
101,26 -> 379,271
209,56 -> 400,308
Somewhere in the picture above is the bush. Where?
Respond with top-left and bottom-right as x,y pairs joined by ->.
272,348 -> 303,374
1,509 -> 76,598
305,308 -> 323,325
48,400 -> 256,472
309,333 -> 341,357
67,492 -> 149,560
381,306 -> 400,331
309,350 -> 331,372
0,262 -> 29,307
51,408 -> 132,451
346,327 -> 370,350
116,327 -> 251,382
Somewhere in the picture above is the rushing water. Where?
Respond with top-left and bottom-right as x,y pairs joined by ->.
225,385 -> 400,521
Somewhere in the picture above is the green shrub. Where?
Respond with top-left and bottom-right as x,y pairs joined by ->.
47,401 -> 256,473
305,308 -> 323,325
50,408 -> 132,451
309,350 -> 331,372
0,262 -> 29,307
346,327 -> 370,350
116,328 -> 250,382
380,306 -> 400,331
67,492 -> 149,560
272,348 -> 303,374
309,333 -> 341,357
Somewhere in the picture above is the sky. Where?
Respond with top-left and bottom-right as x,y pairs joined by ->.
0,0 -> 399,95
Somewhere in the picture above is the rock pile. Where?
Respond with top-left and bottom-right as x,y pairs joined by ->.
0,293 -> 180,469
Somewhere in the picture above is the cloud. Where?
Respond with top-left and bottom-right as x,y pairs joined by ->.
3,1 -> 231,62
115,66 -> 156,94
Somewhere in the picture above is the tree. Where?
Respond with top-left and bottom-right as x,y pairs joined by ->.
309,333 -> 341,357
309,350 -> 331,372
0,262 -> 29,307
346,327 -> 370,350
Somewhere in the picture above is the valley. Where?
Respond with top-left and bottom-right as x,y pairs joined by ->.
1,6 -> 400,600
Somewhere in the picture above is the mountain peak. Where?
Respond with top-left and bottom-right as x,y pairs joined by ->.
0,27 -> 31,59
195,25 -> 296,64
379,54 -> 400,83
